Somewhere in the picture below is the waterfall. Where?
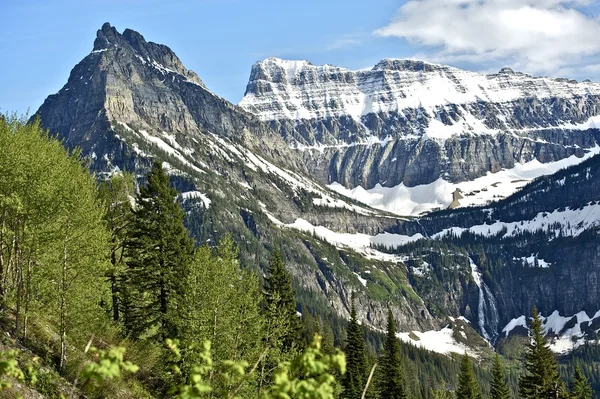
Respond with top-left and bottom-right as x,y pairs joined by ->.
483,283 -> 500,341
468,257 -> 499,342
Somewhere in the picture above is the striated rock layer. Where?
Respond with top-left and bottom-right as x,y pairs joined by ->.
240,58 -> 600,188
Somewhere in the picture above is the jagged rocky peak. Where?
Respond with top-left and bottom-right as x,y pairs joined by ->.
498,66 -> 515,74
93,22 -> 204,87
34,22 -> 231,152
371,58 -> 442,72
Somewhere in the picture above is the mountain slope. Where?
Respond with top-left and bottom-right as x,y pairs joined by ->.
34,23 -> 440,333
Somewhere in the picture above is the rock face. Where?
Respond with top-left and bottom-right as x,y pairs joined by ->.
36,23 -> 305,175
240,57 -> 600,188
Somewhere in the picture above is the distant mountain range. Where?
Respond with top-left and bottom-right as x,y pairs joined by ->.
33,23 -> 600,356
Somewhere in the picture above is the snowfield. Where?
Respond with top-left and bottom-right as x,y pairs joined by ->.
502,310 -> 600,353
328,145 -> 600,216
285,218 -> 423,262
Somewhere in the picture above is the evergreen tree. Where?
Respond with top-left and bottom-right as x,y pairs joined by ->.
123,161 -> 194,341
342,299 -> 367,399
378,308 -> 407,399
456,352 -> 481,399
490,354 -> 511,399
519,307 -> 567,399
258,248 -> 303,393
98,172 -> 135,322
570,367 -> 593,399
263,249 -> 303,351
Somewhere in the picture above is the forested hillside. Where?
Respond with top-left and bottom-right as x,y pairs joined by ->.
0,114 -> 597,398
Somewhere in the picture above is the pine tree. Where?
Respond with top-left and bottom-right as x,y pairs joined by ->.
378,308 -> 407,399
263,248 -> 303,351
342,299 -> 367,399
519,307 -> 567,399
258,248 -> 303,394
123,161 -> 194,341
456,352 -> 482,399
571,367 -> 593,399
98,172 -> 135,322
490,354 -> 511,399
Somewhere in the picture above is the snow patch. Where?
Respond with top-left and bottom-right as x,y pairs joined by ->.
285,218 -> 423,262
502,310 -> 600,353
397,326 -> 476,357
180,191 -> 211,208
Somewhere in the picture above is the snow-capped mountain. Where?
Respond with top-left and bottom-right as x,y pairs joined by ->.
33,24 -> 600,354
240,58 -> 600,214
241,58 -> 600,129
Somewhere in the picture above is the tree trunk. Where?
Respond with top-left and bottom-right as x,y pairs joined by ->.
59,234 -> 68,371
23,255 -> 33,340
0,212 -> 6,308
111,272 -> 119,322
14,223 -> 22,338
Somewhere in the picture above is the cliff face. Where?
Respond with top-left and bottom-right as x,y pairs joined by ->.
240,57 -> 600,189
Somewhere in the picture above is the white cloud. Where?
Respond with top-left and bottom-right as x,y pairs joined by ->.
374,0 -> 600,76
325,33 -> 369,51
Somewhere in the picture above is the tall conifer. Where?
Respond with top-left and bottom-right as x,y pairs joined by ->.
342,299 -> 367,399
490,354 -> 511,399
258,248 -> 303,394
378,308 -> 407,399
519,307 -> 567,399
571,367 -> 593,399
456,352 -> 482,399
123,161 -> 194,341
263,249 -> 302,351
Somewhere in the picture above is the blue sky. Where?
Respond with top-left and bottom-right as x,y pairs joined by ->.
2,0 -> 600,115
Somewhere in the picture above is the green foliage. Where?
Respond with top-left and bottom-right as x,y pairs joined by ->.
98,172 -> 136,322
490,354 -> 510,399
519,307 -> 567,399
377,308 -> 407,399
0,350 -> 25,391
82,346 -> 139,388
123,161 -> 194,341
168,339 -> 252,399
0,114 -> 110,370
180,236 -> 264,395
456,353 -> 481,399
264,335 -> 346,399
168,339 -> 214,398
165,335 -> 344,399
342,300 -> 367,399
570,367 -> 593,399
